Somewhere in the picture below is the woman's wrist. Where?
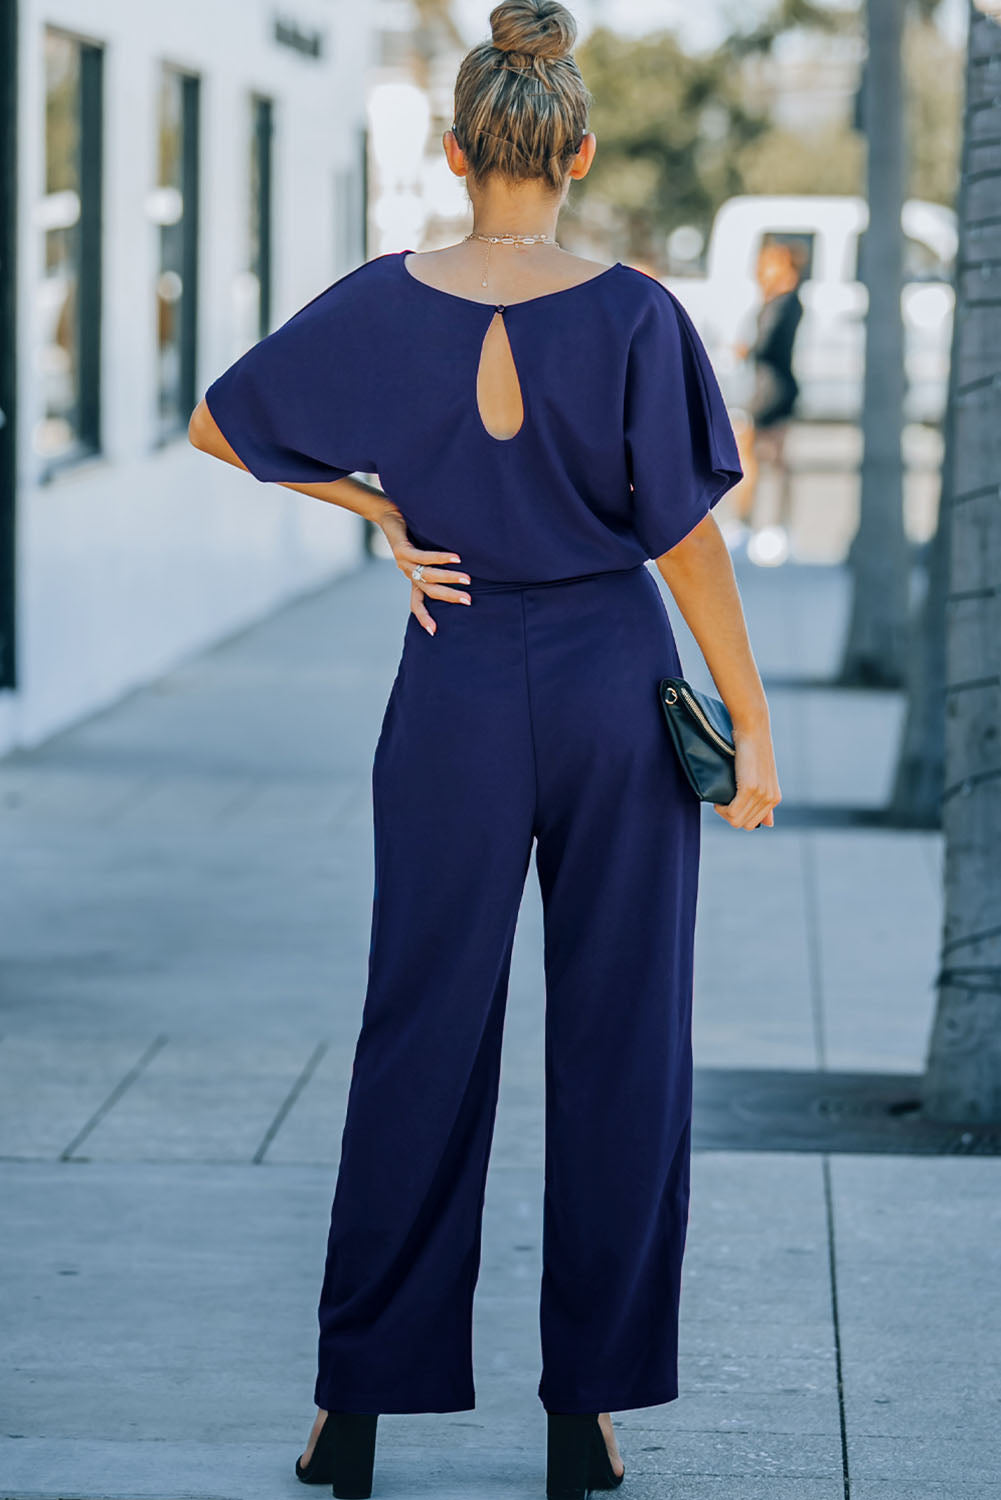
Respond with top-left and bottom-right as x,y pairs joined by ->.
376,502 -> 407,541
358,488 -> 404,534
337,476 -> 401,531
730,705 -> 771,737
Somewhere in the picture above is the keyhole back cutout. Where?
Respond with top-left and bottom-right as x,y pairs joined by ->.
476,311 -> 524,441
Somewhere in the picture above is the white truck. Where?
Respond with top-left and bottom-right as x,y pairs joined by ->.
663,193 -> 956,426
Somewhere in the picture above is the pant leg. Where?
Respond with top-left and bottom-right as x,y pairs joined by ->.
526,566 -> 701,1413
314,603 -> 535,1415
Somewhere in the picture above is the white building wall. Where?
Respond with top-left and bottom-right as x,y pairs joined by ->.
2,0 -> 373,754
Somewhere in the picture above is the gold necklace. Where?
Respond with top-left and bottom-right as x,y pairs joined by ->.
464,229 -> 561,289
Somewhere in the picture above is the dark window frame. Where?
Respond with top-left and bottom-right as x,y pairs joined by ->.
1,0 -> 18,687
250,93 -> 273,339
77,40 -> 103,449
154,62 -> 200,444
39,24 -> 104,480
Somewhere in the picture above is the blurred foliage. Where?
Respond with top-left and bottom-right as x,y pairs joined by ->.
571,0 -> 963,263
572,25 -> 765,261
723,0 -> 852,59
736,124 -> 864,197
904,10 -> 963,208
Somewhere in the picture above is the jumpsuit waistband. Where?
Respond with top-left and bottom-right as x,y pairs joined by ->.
464,562 -> 646,594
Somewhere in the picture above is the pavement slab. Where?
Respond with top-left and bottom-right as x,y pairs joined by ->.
830,1155 -> 1001,1481
3,555 -> 998,1500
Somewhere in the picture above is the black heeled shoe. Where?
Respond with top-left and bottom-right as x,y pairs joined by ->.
294,1410 -> 379,1498
546,1412 -> 625,1499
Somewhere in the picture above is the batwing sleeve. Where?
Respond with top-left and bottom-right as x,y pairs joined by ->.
203,278 -> 379,484
624,284 -> 743,559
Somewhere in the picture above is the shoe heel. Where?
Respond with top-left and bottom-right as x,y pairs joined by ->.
546,1412 -> 597,1500
328,1412 -> 378,1500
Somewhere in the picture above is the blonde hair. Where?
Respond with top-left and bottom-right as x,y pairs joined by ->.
452,1 -> 593,193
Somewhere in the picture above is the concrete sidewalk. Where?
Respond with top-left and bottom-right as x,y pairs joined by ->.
1,555 -> 998,1500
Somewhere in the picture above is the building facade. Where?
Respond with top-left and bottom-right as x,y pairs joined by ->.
0,0 -> 372,753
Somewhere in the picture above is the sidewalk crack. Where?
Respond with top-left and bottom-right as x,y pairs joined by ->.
60,1034 -> 168,1160
822,1154 -> 851,1500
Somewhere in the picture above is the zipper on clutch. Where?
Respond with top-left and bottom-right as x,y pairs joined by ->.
678,684 -> 736,757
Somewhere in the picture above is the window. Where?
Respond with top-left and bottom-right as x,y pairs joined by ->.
37,28 -> 103,468
151,64 -> 199,441
249,95 -> 273,339
333,136 -> 366,277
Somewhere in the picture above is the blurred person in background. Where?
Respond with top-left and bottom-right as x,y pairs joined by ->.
725,239 -> 805,565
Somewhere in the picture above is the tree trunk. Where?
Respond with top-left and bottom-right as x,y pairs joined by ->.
923,0 -> 1001,1122
888,323 -> 955,827
839,0 -> 911,686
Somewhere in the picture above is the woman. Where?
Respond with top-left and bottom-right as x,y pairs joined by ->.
728,240 -> 805,554
189,3 -> 780,1497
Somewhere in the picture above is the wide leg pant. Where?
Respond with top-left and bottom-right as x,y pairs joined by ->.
313,562 -> 701,1415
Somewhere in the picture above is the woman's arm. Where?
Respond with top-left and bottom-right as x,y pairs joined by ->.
654,511 -> 781,830
187,398 -> 470,637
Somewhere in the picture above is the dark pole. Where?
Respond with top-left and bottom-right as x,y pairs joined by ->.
838,0 -> 911,686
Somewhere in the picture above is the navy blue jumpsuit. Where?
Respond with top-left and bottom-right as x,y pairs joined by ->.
204,248 -> 743,1417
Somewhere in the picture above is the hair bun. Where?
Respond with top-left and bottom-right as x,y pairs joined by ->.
490,0 -> 576,63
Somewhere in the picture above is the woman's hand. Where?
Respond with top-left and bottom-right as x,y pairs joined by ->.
714,720 -> 781,830
655,520 -> 780,830
379,509 -> 470,637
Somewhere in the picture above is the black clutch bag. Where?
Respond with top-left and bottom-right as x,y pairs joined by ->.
658,676 -> 738,805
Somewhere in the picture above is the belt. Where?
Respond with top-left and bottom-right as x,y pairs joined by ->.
463,563 -> 646,594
